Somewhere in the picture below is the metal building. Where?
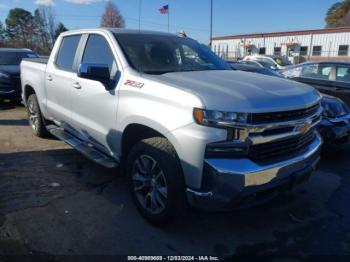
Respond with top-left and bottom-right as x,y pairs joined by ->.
211,27 -> 350,63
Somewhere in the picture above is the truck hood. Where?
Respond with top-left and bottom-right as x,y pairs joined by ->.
147,70 -> 321,113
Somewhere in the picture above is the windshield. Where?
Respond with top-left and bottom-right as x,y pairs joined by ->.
114,34 -> 231,74
0,52 -> 38,65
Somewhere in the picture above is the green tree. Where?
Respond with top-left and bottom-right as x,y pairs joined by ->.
5,8 -> 36,48
326,0 -> 350,28
54,22 -> 68,40
0,21 -> 6,45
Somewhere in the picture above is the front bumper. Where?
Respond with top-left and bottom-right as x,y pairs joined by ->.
0,79 -> 21,100
186,132 -> 322,211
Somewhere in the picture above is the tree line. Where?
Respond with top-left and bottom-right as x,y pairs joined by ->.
326,0 -> 350,28
0,7 -> 68,55
0,1 -> 124,55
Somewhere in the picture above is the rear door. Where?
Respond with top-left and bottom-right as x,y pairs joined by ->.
293,63 -> 335,95
45,34 -> 82,124
331,65 -> 350,106
70,33 -> 121,155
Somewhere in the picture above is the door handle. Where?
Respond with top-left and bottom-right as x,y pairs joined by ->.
72,82 -> 81,89
47,75 -> 53,81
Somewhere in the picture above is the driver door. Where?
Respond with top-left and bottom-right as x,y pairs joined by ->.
69,33 -> 121,155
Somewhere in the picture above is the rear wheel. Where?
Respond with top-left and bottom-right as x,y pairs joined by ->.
127,137 -> 186,224
26,94 -> 47,138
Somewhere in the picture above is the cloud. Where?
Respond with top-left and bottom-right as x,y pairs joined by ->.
33,0 -> 102,6
64,0 -> 101,4
34,0 -> 55,6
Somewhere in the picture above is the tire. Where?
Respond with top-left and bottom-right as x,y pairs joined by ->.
26,94 -> 47,138
126,137 -> 187,225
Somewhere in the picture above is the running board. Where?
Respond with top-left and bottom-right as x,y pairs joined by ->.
47,125 -> 118,168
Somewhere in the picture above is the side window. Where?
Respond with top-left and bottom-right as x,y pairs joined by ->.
312,46 -> 322,56
336,66 -> 350,83
282,66 -> 302,78
56,35 -> 81,71
300,64 -> 332,80
81,34 -> 117,78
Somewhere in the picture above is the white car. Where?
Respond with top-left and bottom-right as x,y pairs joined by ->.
243,55 -> 292,70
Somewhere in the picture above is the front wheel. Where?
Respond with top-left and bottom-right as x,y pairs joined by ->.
26,94 -> 47,138
127,137 -> 187,224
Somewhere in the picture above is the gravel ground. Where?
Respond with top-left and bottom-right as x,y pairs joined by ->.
1,102 -> 350,260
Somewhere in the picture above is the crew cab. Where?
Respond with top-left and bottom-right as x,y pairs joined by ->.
21,29 -> 323,223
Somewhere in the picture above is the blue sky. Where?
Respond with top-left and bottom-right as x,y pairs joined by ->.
0,0 -> 338,43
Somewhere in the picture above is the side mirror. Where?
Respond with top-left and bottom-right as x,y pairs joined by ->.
78,63 -> 113,89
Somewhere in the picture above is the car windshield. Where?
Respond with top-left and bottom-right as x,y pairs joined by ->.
0,51 -> 38,65
253,58 -> 277,69
114,34 -> 231,75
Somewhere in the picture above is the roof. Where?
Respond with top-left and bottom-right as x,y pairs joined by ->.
61,28 -> 174,37
0,48 -> 33,52
212,27 -> 350,41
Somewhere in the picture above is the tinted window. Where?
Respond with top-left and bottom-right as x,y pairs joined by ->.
114,34 -> 231,75
300,64 -> 332,80
0,51 -> 38,65
338,45 -> 349,56
82,34 -> 116,78
336,66 -> 350,83
259,47 -> 266,55
56,35 -> 81,71
300,46 -> 308,56
274,47 -> 281,56
312,46 -> 322,56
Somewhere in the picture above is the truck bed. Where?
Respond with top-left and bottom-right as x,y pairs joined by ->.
22,57 -> 48,64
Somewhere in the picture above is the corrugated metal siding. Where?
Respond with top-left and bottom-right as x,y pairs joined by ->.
212,31 -> 350,59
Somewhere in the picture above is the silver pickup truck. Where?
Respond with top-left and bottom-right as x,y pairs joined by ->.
21,28 -> 322,223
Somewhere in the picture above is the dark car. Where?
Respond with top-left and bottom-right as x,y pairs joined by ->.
230,61 -> 350,144
281,61 -> 350,106
0,48 -> 38,102
319,95 -> 350,144
228,61 -> 285,78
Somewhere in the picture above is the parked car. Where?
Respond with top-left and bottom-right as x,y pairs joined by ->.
21,29 -> 322,224
236,60 -> 265,68
234,61 -> 350,144
243,55 -> 292,70
227,61 -> 285,78
0,48 -> 38,102
319,95 -> 350,144
281,61 -> 350,106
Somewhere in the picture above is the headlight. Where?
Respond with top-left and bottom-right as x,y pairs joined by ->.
0,72 -> 10,79
193,108 -> 249,127
321,96 -> 349,118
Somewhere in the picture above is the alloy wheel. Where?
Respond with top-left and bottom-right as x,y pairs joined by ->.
28,99 -> 39,131
132,154 -> 168,214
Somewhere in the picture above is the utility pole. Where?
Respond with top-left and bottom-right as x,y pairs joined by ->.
168,4 -> 170,32
138,0 -> 142,31
209,0 -> 213,47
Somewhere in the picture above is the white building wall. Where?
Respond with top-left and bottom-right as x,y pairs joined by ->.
212,31 -> 350,60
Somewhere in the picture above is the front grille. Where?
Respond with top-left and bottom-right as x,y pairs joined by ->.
250,103 -> 320,124
249,130 -> 316,161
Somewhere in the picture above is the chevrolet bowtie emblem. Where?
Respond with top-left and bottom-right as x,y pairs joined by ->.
296,121 -> 311,134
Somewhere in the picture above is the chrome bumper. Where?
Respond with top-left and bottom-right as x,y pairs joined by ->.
187,132 -> 322,211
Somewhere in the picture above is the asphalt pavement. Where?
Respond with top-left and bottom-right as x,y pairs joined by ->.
0,102 -> 350,259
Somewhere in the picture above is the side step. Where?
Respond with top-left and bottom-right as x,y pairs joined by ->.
47,125 -> 118,168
